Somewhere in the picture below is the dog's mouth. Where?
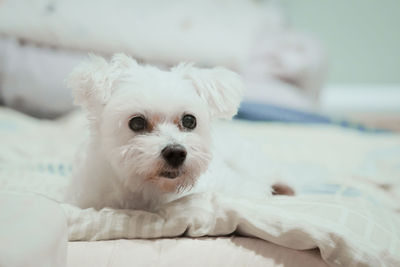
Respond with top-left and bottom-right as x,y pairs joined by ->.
159,170 -> 181,179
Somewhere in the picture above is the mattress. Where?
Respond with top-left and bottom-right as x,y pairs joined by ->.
0,107 -> 399,267
68,238 -> 327,267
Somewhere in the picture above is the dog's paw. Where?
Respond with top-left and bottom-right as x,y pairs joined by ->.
272,183 -> 295,196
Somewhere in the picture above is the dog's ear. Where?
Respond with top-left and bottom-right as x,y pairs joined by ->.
67,53 -> 137,111
177,65 -> 244,119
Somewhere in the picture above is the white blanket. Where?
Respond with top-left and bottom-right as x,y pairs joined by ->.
0,107 -> 399,267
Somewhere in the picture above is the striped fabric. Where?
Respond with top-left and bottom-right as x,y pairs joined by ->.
1,107 -> 400,267
62,194 -> 400,266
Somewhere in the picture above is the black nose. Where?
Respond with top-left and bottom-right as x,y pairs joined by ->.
161,144 -> 187,168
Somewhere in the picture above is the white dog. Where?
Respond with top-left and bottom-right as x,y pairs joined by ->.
65,54 -> 292,211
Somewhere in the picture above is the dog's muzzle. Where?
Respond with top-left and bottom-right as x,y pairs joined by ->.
161,144 -> 187,168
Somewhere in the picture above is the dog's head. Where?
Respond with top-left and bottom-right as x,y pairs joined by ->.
68,54 -> 244,194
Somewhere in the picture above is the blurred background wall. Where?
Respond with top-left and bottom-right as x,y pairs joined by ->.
282,0 -> 400,84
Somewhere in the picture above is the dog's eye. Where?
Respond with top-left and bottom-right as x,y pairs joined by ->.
129,116 -> 147,132
181,114 -> 196,130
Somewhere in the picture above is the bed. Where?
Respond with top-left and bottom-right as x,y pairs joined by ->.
0,2 -> 399,266
0,107 -> 399,267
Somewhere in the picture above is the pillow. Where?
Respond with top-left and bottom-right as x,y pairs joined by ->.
0,38 -> 84,118
0,192 -> 67,267
0,0 -> 284,68
0,1 -> 326,116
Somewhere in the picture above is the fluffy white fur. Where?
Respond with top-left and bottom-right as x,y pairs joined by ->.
65,54 -> 277,211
